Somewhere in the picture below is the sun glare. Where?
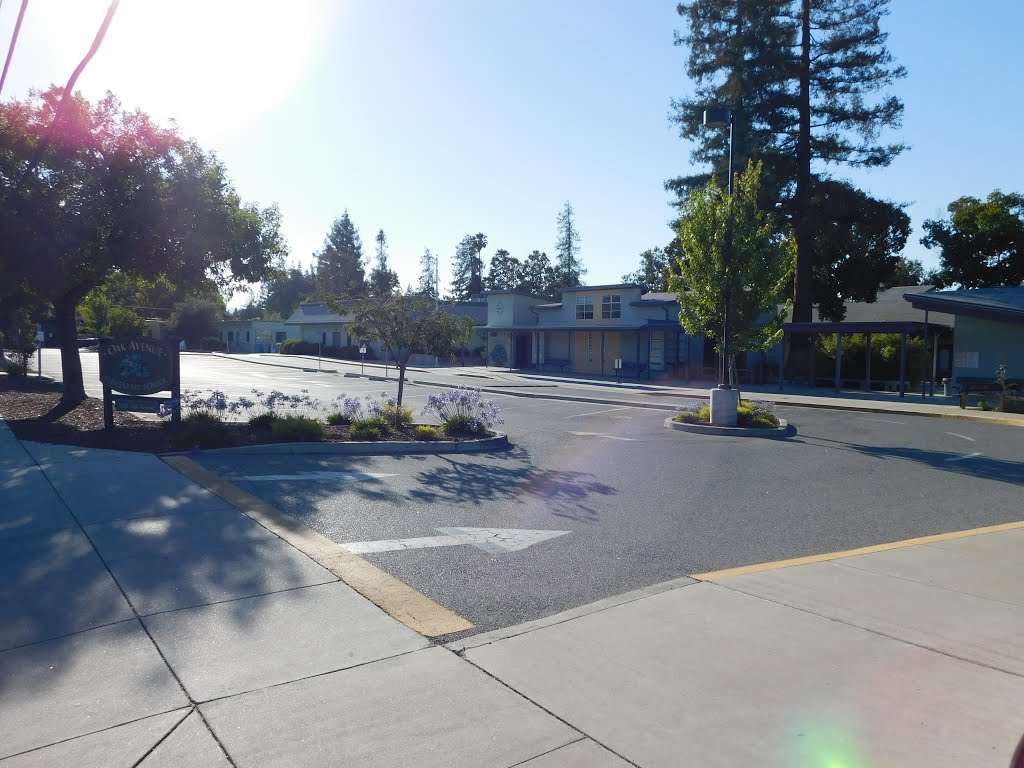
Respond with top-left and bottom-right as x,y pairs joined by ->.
41,0 -> 327,138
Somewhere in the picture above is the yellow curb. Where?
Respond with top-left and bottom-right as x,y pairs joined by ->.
162,455 -> 473,637
692,518 -> 1024,581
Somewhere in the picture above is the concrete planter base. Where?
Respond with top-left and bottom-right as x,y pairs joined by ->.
710,386 -> 739,426
664,416 -> 791,439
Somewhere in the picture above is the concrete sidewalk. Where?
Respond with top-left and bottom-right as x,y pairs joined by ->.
2,419 -> 1022,766
0,424 -> 586,766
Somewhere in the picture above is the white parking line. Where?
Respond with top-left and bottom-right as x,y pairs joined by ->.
858,417 -> 906,425
944,452 -> 983,463
563,407 -> 632,419
944,432 -> 976,442
567,431 -> 637,441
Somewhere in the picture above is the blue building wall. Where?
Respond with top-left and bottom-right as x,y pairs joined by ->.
952,316 -> 1024,383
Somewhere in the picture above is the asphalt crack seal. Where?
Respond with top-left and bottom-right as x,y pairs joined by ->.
162,455 -> 473,637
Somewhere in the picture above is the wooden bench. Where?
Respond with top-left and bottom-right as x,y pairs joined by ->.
956,376 -> 1021,408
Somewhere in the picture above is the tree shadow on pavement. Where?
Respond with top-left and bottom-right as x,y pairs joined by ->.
792,435 -> 1024,485
407,446 -> 618,522
0,452 -> 331,698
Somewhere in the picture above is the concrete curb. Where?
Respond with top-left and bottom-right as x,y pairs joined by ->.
161,431 -> 510,457
663,416 -> 792,438
210,352 -> 339,374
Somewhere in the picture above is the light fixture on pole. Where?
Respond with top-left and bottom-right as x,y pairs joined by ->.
702,107 -> 735,389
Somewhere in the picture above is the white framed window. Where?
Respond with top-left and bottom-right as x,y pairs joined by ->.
601,294 -> 621,319
576,296 -> 594,320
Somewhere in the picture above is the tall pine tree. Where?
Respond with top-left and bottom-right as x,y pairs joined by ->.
487,249 -> 523,291
450,233 -> 487,299
316,211 -> 365,297
417,248 -> 438,298
368,229 -> 400,297
553,201 -> 585,289
668,0 -> 907,322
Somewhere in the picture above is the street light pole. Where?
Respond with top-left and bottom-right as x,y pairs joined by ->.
702,108 -> 735,389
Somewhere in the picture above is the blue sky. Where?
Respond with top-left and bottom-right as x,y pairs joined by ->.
2,1 -> 1022,303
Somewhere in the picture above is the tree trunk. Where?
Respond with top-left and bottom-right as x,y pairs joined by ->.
792,0 -> 813,325
54,296 -> 86,403
395,364 -> 406,431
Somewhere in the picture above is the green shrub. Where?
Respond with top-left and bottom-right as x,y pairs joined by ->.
170,412 -> 233,450
674,404 -> 711,424
200,337 -> 226,352
270,415 -> 324,442
737,400 -> 780,429
442,413 -> 479,437
383,403 -> 414,426
278,339 -> 319,356
413,425 -> 441,441
326,412 -> 349,426
248,413 -> 277,431
350,421 -> 384,441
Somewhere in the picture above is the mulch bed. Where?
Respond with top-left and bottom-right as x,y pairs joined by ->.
0,375 -> 475,453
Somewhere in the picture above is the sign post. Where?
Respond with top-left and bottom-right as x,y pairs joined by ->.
99,337 -> 180,430
614,358 -> 623,384
35,329 -> 44,377
359,345 -> 367,375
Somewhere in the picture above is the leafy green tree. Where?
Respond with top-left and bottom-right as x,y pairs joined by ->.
262,265 -> 316,319
450,233 -> 487,299
107,306 -> 148,337
670,162 -> 794,385
805,179 -> 910,320
552,201 -> 585,289
520,250 -> 556,296
169,296 -> 224,348
486,249 -> 523,291
315,211 -> 365,297
345,294 -> 474,428
79,292 -> 113,338
417,248 -> 438,298
368,229 -> 400,297
921,191 -> 1024,288
623,247 -> 671,293
0,88 -> 285,402
880,256 -> 926,290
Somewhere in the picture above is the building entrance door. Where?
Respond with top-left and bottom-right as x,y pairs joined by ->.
514,334 -> 532,369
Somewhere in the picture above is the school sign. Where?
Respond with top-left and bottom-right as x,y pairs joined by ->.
99,337 -> 181,428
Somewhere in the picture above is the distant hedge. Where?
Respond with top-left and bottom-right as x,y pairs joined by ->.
278,340 -> 376,360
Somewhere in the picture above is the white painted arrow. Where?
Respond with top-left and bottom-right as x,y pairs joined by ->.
343,527 -> 570,555
237,471 -> 397,482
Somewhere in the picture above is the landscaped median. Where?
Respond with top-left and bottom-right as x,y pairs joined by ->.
665,398 -> 791,438
0,376 -> 508,455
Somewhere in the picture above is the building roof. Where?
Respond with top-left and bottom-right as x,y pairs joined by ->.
285,303 -> 350,325
785,285 -> 954,328
557,283 -> 642,294
904,286 -> 1024,324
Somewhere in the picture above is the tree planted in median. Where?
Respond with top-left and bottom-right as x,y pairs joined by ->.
344,294 -> 474,429
670,161 -> 794,385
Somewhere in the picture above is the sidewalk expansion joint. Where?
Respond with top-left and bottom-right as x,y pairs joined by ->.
452,648 -> 642,768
